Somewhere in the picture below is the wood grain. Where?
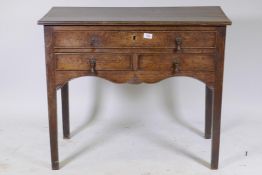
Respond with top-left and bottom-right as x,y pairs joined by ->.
55,53 -> 132,71
44,26 -> 59,170
211,26 -> 226,170
138,54 -> 215,71
53,30 -> 216,48
39,6 -> 231,170
38,7 -> 232,25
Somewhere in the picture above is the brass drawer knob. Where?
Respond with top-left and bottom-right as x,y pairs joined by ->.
173,59 -> 180,73
89,57 -> 96,74
175,37 -> 182,52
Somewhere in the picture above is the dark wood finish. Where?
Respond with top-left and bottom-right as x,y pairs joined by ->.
53,30 -> 216,48
44,26 -> 59,170
138,54 -> 215,71
38,7 -> 231,26
61,83 -> 70,139
211,26 -> 226,170
39,7 -> 231,170
56,53 -> 132,71
205,86 -> 213,139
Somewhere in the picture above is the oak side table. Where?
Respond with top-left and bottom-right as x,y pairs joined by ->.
38,7 -> 231,170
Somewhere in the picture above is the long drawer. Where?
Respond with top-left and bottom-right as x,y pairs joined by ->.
53,31 -> 216,49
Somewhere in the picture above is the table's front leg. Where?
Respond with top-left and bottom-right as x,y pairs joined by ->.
47,78 -> 59,170
211,81 -> 222,170
211,26 -> 226,169
45,26 -> 59,170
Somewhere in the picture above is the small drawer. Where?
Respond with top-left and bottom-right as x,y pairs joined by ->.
53,31 -> 216,49
138,54 -> 215,72
55,53 -> 132,71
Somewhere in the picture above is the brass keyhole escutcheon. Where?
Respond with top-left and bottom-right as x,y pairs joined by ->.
132,35 -> 137,40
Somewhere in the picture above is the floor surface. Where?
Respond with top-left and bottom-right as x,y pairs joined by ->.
0,96 -> 261,175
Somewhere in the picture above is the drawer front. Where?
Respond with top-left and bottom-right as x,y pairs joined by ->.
138,54 -> 215,72
56,54 -> 132,71
54,31 -> 216,48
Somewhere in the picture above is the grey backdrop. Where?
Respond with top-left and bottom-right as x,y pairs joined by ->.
0,1 -> 262,174
0,0 -> 261,121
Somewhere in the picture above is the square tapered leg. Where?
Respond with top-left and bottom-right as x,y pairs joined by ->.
211,84 -> 222,169
47,84 -> 59,170
61,83 -> 70,139
205,86 -> 213,139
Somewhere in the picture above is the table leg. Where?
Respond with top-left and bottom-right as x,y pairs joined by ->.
211,83 -> 222,169
61,83 -> 70,139
205,86 -> 213,139
47,84 -> 59,170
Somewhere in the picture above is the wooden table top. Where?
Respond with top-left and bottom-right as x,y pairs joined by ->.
38,6 -> 232,26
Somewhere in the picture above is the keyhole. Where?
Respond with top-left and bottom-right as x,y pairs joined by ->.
132,35 -> 136,40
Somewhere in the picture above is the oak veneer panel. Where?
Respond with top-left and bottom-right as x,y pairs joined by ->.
54,30 -> 216,48
55,53 -> 132,71
138,54 -> 215,71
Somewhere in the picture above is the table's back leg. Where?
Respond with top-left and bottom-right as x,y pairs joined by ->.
205,85 -> 213,139
61,83 -> 70,139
